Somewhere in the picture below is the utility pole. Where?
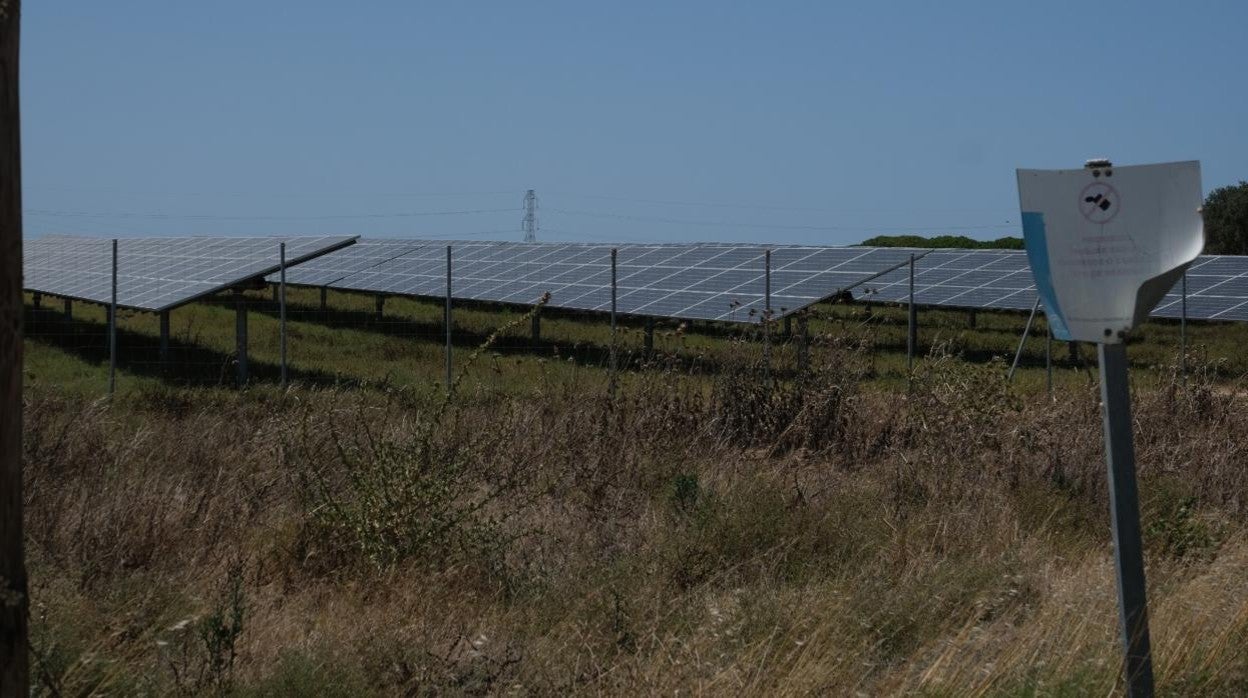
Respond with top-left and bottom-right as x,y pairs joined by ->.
522,189 -> 538,243
1,1 -> 28,691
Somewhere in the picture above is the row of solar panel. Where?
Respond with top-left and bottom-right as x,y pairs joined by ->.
275,239 -> 928,322
858,249 -> 1248,321
23,235 -> 1248,325
23,235 -> 359,311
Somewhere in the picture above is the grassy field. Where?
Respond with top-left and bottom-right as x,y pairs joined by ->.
18,288 -> 1248,695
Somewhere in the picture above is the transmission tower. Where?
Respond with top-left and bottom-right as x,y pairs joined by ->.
522,189 -> 538,242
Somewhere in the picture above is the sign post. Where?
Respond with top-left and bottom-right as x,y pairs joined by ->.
1018,159 -> 1204,698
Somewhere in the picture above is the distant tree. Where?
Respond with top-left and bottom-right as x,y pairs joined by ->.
1202,182 -> 1248,255
860,234 -> 1023,250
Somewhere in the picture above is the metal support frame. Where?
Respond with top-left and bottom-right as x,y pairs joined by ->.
62,297 -> 71,320
609,248 -> 618,399
1069,340 -> 1079,365
374,294 -> 385,321
531,312 -> 541,342
109,239 -> 117,395
31,291 -> 39,309
1008,296 -> 1042,382
763,249 -> 772,384
319,287 -> 328,319
907,254 -> 916,373
279,242 -> 288,389
968,309 -> 977,328
158,311 -> 170,366
1098,342 -> 1156,697
1180,271 -> 1188,386
272,284 -> 279,304
783,314 -> 792,337
445,246 -> 452,392
643,317 -> 655,355
234,288 -> 248,386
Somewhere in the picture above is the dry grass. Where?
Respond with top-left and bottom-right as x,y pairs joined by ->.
20,345 -> 1248,695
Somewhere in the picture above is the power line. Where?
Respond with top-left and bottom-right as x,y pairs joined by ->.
544,207 -> 1013,233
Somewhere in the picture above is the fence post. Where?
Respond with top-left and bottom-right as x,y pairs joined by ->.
279,242 -> 287,389
907,253 -> 916,375
234,288 -> 248,386
764,249 -> 772,385
1181,271 -> 1187,386
609,248 -> 618,399
445,245 -> 452,392
109,239 -> 117,396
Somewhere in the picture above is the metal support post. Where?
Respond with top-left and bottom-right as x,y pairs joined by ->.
968,309 -> 977,328
783,314 -> 792,337
1069,340 -> 1079,365
1180,271 -> 1187,386
907,254 -> 916,373
63,297 -> 71,320
109,239 -> 117,396
644,317 -> 655,355
374,294 -> 385,321
272,284 -> 279,304
764,249 -> 772,384
531,312 -> 541,342
445,246 -> 452,392
1098,342 -> 1156,697
159,311 -> 170,366
797,312 -> 810,376
279,242 -> 288,389
31,291 -> 39,309
234,288 -> 248,386
609,248 -> 618,399
319,287 -> 328,319
1008,296 -> 1041,382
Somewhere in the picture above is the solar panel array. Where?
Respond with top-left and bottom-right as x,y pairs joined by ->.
855,249 -> 1248,322
24,235 -> 358,312
277,239 -> 929,323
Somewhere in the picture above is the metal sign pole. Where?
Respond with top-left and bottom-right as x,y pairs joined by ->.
764,249 -> 772,385
445,245 -> 452,392
1098,342 -> 1155,697
109,239 -> 117,396
279,242 -> 287,389
1180,271 -> 1187,386
1008,296 -> 1041,382
907,253 -> 916,374
610,248 -> 618,399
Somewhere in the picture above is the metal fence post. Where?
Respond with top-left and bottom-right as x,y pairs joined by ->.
907,253 -> 916,374
1181,271 -> 1187,386
279,242 -> 287,389
234,288 -> 248,386
610,248 -> 618,399
109,239 -> 117,396
445,245 -> 452,392
1098,342 -> 1156,697
764,249 -> 772,385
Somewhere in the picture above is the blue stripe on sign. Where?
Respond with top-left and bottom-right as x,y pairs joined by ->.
1021,211 -> 1071,341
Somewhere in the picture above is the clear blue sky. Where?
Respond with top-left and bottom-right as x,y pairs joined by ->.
20,1 -> 1248,245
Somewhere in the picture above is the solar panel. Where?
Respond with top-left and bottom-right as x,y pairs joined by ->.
855,249 -> 1248,322
277,239 -> 927,323
24,235 -> 358,312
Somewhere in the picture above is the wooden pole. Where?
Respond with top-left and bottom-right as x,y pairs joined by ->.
1,1 -> 29,689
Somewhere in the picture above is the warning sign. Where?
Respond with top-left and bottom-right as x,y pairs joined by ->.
1017,161 -> 1203,343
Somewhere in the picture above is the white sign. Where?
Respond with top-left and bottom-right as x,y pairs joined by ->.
1017,160 -> 1204,343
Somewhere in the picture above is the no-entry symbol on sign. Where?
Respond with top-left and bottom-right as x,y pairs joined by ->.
1079,181 -> 1120,224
